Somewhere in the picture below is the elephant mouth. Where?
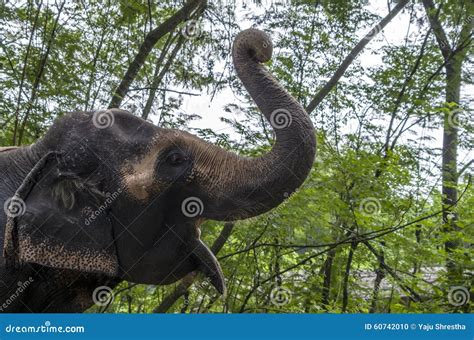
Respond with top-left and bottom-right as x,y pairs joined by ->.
117,234 -> 225,294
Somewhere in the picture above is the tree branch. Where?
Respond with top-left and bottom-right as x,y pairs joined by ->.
130,87 -> 200,97
421,0 -> 453,60
305,0 -> 409,114
222,177 -> 471,260
458,161 -> 473,178
17,0 -> 66,146
362,240 -> 422,302
108,0 -> 206,108
142,35 -> 186,120
12,0 -> 43,145
382,27 -> 432,154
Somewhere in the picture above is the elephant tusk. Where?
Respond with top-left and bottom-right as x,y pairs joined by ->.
192,239 -> 226,295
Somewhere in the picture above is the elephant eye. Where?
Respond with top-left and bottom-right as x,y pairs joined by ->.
166,152 -> 186,166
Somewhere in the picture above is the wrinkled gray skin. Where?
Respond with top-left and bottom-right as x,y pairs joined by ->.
0,29 -> 315,312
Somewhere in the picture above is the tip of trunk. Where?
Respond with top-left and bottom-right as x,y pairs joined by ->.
232,28 -> 273,64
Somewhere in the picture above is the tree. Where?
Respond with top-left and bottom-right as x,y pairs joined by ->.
422,0 -> 472,294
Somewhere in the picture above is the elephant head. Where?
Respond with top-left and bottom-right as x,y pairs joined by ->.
3,29 -> 316,295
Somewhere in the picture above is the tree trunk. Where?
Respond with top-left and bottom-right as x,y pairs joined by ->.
442,62 -> 462,283
422,0 -> 472,287
341,241 -> 358,313
369,253 -> 385,313
321,248 -> 336,310
142,34 -> 185,121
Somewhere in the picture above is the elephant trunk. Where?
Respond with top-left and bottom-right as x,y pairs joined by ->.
198,28 -> 316,221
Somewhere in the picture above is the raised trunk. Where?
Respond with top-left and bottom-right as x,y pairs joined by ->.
199,29 -> 316,220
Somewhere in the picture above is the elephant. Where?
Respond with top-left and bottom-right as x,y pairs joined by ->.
0,28 -> 316,312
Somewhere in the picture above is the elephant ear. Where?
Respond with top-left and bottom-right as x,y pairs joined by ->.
3,152 -> 119,277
